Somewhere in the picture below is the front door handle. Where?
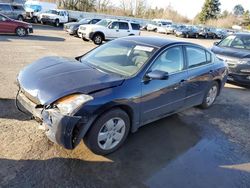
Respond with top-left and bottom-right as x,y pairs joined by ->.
174,80 -> 186,90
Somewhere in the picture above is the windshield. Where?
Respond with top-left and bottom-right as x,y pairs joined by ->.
24,4 -> 42,12
46,10 -> 59,15
218,35 -> 250,50
79,18 -> 90,24
96,19 -> 111,27
80,40 -> 157,76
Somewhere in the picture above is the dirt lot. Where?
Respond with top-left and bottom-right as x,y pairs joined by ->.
0,25 -> 250,188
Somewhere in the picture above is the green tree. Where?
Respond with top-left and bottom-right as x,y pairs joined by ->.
199,0 -> 221,23
233,4 -> 244,16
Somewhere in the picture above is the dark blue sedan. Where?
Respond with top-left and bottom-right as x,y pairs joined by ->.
17,36 -> 228,155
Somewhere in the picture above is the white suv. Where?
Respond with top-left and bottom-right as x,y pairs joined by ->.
78,19 -> 140,45
39,9 -> 68,27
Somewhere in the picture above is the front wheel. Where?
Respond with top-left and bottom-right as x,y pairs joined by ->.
84,109 -> 130,155
200,81 -> 219,109
92,33 -> 103,45
55,19 -> 60,27
16,27 -> 27,37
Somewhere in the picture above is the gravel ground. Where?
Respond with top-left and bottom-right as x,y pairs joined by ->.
0,25 -> 250,188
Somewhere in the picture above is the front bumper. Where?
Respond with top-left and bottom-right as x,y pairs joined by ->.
17,92 -> 82,149
228,64 -> 250,85
28,28 -> 33,33
78,30 -> 92,40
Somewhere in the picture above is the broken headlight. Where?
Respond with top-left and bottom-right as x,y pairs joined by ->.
55,94 -> 93,115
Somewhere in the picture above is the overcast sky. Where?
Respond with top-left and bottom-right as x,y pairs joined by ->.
148,0 -> 250,18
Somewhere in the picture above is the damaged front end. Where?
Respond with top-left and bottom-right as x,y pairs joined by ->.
16,91 -> 92,149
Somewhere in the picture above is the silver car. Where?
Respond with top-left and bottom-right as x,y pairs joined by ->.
0,3 -> 26,21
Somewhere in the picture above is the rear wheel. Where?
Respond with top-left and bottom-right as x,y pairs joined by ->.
195,33 -> 199,38
186,34 -> 189,38
92,33 -> 103,45
16,27 -> 27,37
200,81 -> 219,109
84,109 -> 130,155
32,17 -> 38,24
204,34 -> 208,39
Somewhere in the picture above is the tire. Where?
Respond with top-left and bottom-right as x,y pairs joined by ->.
92,33 -> 103,45
186,34 -> 189,38
84,108 -> 130,155
213,35 -> 216,39
16,27 -> 27,37
195,33 -> 199,39
55,19 -> 60,27
32,17 -> 38,24
41,20 -> 45,25
205,34 -> 208,39
200,81 -> 219,109
17,15 -> 24,21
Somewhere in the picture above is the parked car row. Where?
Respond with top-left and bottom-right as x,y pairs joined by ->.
65,18 -> 141,45
144,21 -> 232,39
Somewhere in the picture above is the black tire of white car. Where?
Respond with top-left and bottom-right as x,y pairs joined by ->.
195,34 -> 199,38
32,17 -> 38,24
16,27 -> 27,37
200,81 -> 219,109
93,34 -> 103,45
55,19 -> 60,27
84,109 -> 130,155
17,15 -> 24,21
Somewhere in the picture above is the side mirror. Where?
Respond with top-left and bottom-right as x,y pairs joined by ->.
145,70 -> 169,81
214,41 -> 219,46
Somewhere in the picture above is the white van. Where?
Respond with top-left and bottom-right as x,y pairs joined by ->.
24,0 -> 57,23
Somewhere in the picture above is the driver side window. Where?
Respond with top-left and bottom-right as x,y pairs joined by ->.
110,22 -> 119,29
150,47 -> 184,74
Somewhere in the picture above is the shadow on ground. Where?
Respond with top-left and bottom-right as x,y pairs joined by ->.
0,34 -> 65,42
0,98 -> 30,121
0,115 -> 201,188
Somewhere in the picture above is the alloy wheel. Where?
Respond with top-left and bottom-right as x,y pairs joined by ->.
97,117 -> 126,150
206,85 -> 218,106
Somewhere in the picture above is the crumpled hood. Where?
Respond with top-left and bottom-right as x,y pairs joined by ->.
18,56 -> 124,105
211,46 -> 250,59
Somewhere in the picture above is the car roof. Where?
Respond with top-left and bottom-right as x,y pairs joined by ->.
119,36 -> 203,49
233,33 -> 250,37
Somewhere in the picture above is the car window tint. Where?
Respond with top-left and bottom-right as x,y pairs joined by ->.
131,23 -> 140,30
0,4 -> 12,11
92,19 -> 100,24
119,22 -> 129,30
12,5 -> 24,11
110,22 -> 119,29
186,47 -> 207,68
206,51 -> 212,62
151,47 -> 184,73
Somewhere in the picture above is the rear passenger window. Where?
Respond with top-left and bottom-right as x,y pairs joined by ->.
186,47 -> 208,68
119,22 -> 129,30
131,23 -> 140,30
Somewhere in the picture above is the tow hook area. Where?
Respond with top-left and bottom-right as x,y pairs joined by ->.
42,110 -> 82,149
